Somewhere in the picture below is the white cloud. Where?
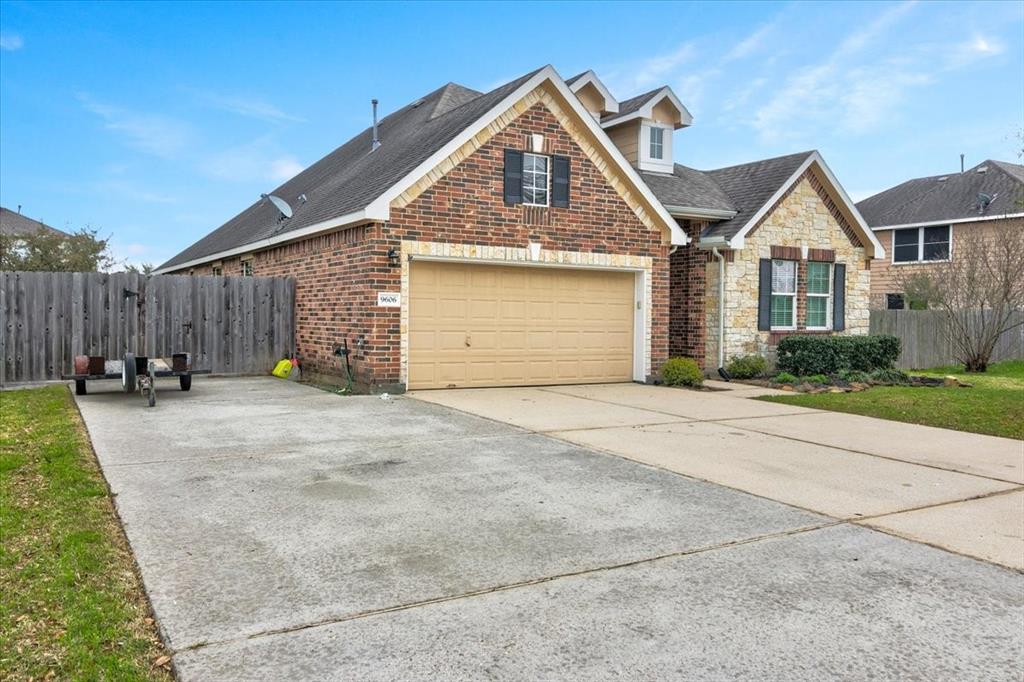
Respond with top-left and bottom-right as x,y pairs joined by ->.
605,43 -> 697,95
201,137 -> 304,185
723,21 -> 776,63
269,156 -> 304,182
79,95 -> 191,158
196,91 -> 305,123
0,31 -> 23,51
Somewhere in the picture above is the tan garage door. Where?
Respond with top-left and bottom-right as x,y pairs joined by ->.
409,261 -> 635,389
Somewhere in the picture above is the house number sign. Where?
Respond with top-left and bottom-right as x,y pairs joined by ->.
377,292 -> 401,307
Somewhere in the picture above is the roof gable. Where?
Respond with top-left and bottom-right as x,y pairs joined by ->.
158,66 -> 685,272
601,86 -> 692,129
701,152 -> 885,258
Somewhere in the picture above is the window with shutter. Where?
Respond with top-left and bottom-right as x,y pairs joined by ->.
552,155 -> 570,208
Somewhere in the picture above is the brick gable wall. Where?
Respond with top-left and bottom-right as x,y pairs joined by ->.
182,101 -> 669,389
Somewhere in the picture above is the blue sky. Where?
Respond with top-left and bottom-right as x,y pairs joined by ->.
1,0 -> 1021,268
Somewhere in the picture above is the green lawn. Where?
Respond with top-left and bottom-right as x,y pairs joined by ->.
0,386 -> 170,680
760,359 -> 1024,440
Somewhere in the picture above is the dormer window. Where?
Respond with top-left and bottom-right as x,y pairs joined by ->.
649,127 -> 665,160
638,123 -> 673,172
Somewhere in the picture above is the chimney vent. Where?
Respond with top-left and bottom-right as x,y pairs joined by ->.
960,153 -> 965,174
371,99 -> 381,152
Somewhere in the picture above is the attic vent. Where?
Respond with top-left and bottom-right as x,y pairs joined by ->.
976,166 -> 988,174
411,99 -> 426,108
937,176 -> 948,182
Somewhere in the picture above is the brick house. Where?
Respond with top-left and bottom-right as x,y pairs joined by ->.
858,160 -> 1024,309
157,66 -> 883,388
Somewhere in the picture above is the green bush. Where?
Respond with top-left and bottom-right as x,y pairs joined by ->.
662,357 -> 703,387
870,368 -> 911,385
804,374 -> 830,385
727,354 -> 767,379
838,369 -> 872,384
776,335 -> 900,376
773,372 -> 798,384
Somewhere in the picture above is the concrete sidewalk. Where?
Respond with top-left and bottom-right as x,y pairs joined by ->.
413,382 -> 1024,570
74,377 -> 1023,679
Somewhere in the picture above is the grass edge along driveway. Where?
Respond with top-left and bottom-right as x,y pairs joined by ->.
0,385 -> 171,681
760,359 -> 1024,440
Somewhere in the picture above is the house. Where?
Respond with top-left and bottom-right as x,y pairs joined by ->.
157,65 -> 882,389
858,160 -> 1024,309
0,205 -> 67,239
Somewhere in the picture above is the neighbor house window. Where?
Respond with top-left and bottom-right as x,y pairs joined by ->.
770,259 -> 797,329
522,153 -> 549,206
649,126 -> 665,160
241,259 -> 253,277
892,225 -> 951,263
806,261 -> 832,329
211,264 -> 223,276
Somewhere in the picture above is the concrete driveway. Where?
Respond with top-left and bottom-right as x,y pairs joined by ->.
75,377 -> 1023,680
415,382 -> 1024,570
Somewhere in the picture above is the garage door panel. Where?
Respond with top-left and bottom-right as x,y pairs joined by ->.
410,261 -> 635,389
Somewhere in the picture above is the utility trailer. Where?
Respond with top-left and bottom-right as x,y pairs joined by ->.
65,352 -> 210,407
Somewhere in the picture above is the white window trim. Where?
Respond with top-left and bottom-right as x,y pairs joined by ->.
522,152 -> 550,207
637,122 -> 673,173
770,259 -> 797,331
240,257 -> 253,277
211,261 -> 223,277
649,126 -> 665,160
891,225 -> 952,265
806,261 -> 833,331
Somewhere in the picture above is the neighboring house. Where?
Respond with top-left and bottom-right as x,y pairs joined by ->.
0,205 -> 67,240
858,160 -> 1024,309
157,65 -> 882,389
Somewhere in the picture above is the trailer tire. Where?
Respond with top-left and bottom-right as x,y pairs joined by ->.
122,353 -> 137,393
75,379 -> 87,396
179,375 -> 192,391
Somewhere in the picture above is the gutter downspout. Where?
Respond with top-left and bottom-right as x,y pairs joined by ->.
711,247 -> 727,377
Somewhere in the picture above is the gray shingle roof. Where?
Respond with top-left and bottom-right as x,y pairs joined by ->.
601,88 -> 660,124
700,151 -> 815,241
159,70 -> 540,270
856,160 -> 1024,228
639,165 -> 735,213
0,206 -> 68,238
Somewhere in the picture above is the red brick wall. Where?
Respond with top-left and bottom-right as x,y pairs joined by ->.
180,101 -> 668,389
668,219 -> 707,364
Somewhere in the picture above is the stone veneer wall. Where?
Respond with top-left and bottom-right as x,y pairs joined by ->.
705,172 -> 871,368
177,93 -> 668,390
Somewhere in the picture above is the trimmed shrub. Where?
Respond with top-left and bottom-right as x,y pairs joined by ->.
870,368 -> 911,385
662,357 -> 703,387
804,374 -> 830,385
772,372 -> 798,384
776,335 -> 900,376
727,354 -> 767,379
838,369 -> 872,384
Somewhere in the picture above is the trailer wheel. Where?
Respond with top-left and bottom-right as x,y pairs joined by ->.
75,379 -> 87,396
179,374 -> 192,391
122,353 -> 137,393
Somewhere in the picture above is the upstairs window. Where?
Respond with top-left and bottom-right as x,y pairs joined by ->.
522,153 -> 550,206
892,225 -> 951,263
649,126 -> 664,160
770,259 -> 797,330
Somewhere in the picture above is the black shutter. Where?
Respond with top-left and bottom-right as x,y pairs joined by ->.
552,155 -> 570,208
503,149 -> 523,205
833,263 -> 846,331
757,258 -> 772,331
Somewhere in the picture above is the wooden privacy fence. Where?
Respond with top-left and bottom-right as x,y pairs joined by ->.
870,309 -> 1024,369
1,271 -> 295,384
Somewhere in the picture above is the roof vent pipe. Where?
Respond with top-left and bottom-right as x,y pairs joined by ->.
960,153 -> 964,174
371,99 -> 381,151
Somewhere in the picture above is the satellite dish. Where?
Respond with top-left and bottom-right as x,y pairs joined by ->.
261,193 -> 293,220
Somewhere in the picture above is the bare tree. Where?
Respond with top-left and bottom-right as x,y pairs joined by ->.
898,228 -> 1024,371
